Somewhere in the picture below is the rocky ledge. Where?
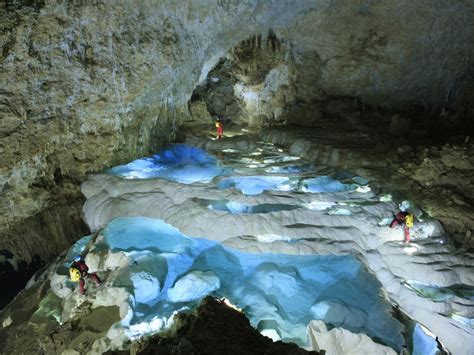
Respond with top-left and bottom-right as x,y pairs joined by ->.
257,125 -> 474,247
133,296 -> 318,355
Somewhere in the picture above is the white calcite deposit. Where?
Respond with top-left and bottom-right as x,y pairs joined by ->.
307,320 -> 397,355
77,142 -> 474,354
3,141 -> 471,354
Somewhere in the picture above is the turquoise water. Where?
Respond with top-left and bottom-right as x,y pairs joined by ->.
88,216 -> 404,350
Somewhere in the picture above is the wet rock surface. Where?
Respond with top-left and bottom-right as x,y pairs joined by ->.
1,8 -> 474,352
81,136 -> 472,354
0,274 -> 121,354
0,136 -> 472,354
257,124 -> 474,247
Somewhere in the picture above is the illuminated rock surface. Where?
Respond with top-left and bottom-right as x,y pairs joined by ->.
1,0 -> 473,278
1,1 -> 474,352
85,142 -> 474,353
134,296 -> 316,355
1,141 -> 473,354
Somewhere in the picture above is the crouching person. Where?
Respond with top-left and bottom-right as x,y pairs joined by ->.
390,211 -> 414,243
70,255 -> 102,294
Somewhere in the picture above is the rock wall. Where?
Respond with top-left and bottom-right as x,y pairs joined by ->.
1,0 -> 473,270
192,1 -> 474,127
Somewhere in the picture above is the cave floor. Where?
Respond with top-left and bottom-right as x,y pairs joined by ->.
182,120 -> 474,247
81,131 -> 472,353
1,125 -> 473,354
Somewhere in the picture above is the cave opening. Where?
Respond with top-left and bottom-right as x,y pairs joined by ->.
189,30 -> 473,144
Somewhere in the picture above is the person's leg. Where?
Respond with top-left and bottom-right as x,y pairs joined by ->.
79,279 -> 86,294
390,218 -> 399,228
403,226 -> 410,243
89,273 -> 102,285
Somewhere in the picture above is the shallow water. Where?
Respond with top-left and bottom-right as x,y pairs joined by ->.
108,143 -> 369,198
108,144 -> 227,183
95,217 -> 403,349
81,141 -> 469,352
194,198 -> 301,214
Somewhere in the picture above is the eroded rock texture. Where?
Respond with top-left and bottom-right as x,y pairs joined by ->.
78,136 -> 473,354
0,135 -> 471,354
134,296 -> 317,355
258,126 -> 474,246
0,0 -> 473,298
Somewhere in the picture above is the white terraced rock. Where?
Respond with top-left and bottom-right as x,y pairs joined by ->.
307,320 -> 397,355
80,142 -> 474,354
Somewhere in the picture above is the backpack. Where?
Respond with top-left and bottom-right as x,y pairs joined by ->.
69,267 -> 82,282
405,213 -> 414,228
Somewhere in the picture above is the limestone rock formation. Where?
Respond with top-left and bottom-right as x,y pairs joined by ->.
1,0 -> 473,265
307,320 -> 396,355
258,126 -> 474,244
80,138 -> 473,354
0,138 -> 471,354
134,296 -> 318,355
1,0 -> 474,323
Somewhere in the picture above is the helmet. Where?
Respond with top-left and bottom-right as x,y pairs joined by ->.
74,255 -> 82,262
399,200 -> 410,212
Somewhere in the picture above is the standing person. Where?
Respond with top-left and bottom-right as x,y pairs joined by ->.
69,255 -> 102,294
215,117 -> 224,139
390,211 -> 414,243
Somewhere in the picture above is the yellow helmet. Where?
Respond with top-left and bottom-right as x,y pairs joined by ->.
69,267 -> 81,282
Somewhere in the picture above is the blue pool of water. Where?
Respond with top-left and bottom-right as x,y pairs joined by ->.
74,217 -> 406,350
108,144 -> 227,184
